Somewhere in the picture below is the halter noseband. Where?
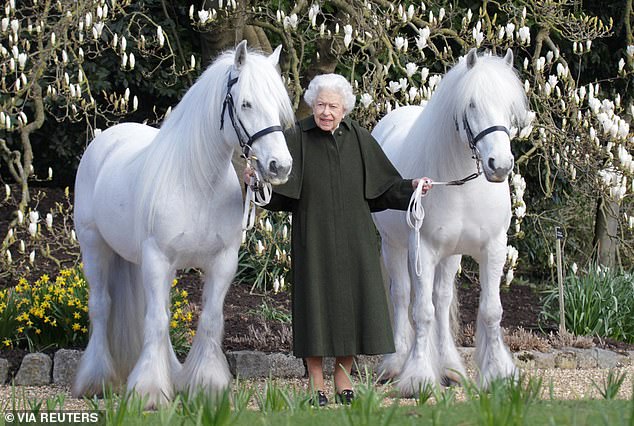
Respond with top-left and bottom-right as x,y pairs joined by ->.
220,74 -> 283,158
444,114 -> 510,186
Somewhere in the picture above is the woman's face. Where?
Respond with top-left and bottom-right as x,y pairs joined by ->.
313,90 -> 345,132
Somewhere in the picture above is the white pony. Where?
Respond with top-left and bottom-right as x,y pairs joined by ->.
372,49 -> 530,395
72,41 -> 294,406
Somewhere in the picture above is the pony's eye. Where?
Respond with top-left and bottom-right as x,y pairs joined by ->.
242,100 -> 252,109
468,101 -> 476,109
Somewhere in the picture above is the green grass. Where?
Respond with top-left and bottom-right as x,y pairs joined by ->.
62,399 -> 633,426
2,376 -> 633,426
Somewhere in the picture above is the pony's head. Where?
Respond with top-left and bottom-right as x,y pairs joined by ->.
220,40 -> 294,185
452,48 -> 529,182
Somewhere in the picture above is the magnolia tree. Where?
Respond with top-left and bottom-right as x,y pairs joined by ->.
195,0 -> 633,283
0,0 -> 196,279
1,0 -> 633,283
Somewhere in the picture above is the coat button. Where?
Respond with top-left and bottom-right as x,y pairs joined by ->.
337,131 -> 343,136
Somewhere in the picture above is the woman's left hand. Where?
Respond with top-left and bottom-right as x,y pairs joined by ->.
412,177 -> 432,194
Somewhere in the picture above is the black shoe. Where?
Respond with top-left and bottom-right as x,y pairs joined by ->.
310,390 -> 328,407
335,389 -> 354,405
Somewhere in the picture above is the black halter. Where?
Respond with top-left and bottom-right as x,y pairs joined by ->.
220,75 -> 283,158
445,114 -> 510,186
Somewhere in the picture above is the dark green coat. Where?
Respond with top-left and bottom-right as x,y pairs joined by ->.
266,116 -> 414,358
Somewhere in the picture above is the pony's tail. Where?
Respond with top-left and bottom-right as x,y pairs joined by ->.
107,254 -> 145,381
72,252 -> 144,397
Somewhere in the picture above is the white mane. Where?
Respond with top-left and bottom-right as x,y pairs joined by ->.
134,48 -> 294,234
397,52 -> 528,178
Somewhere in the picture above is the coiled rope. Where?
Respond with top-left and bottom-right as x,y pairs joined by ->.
242,160 -> 272,238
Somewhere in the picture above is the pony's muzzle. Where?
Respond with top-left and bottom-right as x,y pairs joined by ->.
485,157 -> 514,182
260,158 -> 291,184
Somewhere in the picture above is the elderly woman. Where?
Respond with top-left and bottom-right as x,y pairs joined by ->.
246,74 -> 430,406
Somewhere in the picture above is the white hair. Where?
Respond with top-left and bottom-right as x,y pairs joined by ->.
304,73 -> 356,114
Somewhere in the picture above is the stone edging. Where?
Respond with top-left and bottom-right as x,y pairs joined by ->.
0,348 -> 632,387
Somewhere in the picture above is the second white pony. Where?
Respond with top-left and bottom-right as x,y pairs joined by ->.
372,49 -> 530,395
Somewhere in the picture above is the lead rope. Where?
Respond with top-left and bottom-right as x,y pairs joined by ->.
406,179 -> 430,277
405,172 -> 482,277
242,159 -> 272,240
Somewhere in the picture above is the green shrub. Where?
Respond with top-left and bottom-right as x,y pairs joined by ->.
540,266 -> 634,343
237,210 -> 291,294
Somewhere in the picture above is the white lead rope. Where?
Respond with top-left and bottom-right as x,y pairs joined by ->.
406,179 -> 430,277
242,162 -> 272,239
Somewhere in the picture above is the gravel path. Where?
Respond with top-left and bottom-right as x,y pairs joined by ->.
1,365 -> 632,411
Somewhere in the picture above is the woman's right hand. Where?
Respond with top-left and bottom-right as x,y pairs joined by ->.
243,165 -> 256,185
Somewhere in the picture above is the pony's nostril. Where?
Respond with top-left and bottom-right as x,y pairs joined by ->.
488,158 -> 495,170
269,160 -> 278,175
277,163 -> 291,177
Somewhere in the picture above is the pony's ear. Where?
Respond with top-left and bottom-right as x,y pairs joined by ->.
234,40 -> 248,70
504,48 -> 514,67
466,48 -> 478,69
268,44 -> 283,66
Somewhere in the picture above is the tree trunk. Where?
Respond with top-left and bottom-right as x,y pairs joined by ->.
592,196 -> 620,267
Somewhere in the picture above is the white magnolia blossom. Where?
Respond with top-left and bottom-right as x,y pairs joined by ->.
4,184 -> 9,201
93,22 -> 104,39
420,67 -> 429,83
405,62 -> 418,77
472,23 -> 484,47
618,58 -> 625,72
29,211 -> 39,224
416,27 -> 430,50
548,253 -> 555,267
5,250 -> 11,264
198,9 -> 210,24
548,75 -> 558,89
28,222 -> 37,237
618,145 -> 633,172
17,52 -> 27,69
46,213 -> 53,229
497,25 -> 505,40
359,93 -> 373,108
506,245 -> 519,267
438,7 -> 445,21
505,23 -> 515,39
283,13 -> 298,30
571,262 -> 578,274
29,250 -> 35,265
343,24 -> 353,48
157,26 -> 165,47
308,4 -> 320,27
129,52 -> 135,70
394,36 -> 406,52
408,87 -> 418,102
428,74 -> 442,91
514,202 -> 526,219
627,45 -> 634,57
505,269 -> 514,286
399,78 -> 408,92
388,81 -> 401,94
